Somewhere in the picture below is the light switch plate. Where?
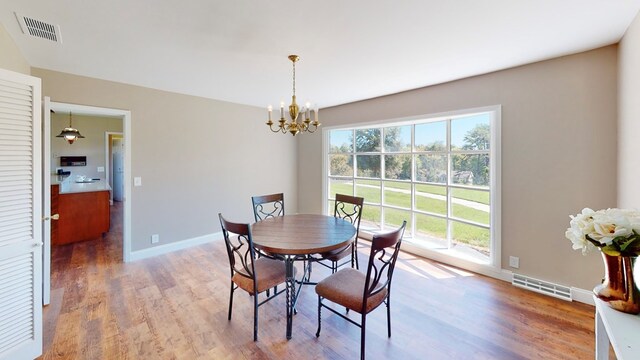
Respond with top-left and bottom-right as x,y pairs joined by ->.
97,166 -> 105,172
151,234 -> 159,244
134,177 -> 142,186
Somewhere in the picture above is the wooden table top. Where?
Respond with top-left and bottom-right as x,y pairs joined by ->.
251,214 -> 356,256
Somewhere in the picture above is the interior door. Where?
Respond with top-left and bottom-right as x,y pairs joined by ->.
112,138 -> 124,202
0,69 -> 43,359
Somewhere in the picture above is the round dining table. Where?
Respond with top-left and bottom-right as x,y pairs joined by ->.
251,214 -> 357,340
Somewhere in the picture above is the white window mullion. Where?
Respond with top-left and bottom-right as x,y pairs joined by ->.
446,118 -> 453,249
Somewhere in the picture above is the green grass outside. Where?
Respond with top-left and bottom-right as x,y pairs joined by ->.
451,188 -> 490,205
329,181 -> 489,249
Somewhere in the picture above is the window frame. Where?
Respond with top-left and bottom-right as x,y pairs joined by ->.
322,106 -> 502,273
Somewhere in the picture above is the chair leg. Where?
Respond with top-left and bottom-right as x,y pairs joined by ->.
354,244 -> 359,270
316,295 -> 322,337
360,314 -> 367,360
228,282 -> 235,320
253,294 -> 259,341
386,297 -> 391,338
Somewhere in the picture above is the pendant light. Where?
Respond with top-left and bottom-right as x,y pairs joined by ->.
56,111 -> 84,144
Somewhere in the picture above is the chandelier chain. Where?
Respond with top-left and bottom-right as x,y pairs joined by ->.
292,60 -> 296,96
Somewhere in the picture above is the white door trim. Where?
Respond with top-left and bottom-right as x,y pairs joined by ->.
43,100 -> 133,302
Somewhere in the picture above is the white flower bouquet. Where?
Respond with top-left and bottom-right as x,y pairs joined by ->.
566,208 -> 640,256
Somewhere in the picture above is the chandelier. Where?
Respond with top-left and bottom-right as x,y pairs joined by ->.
56,111 -> 85,144
266,55 -> 320,136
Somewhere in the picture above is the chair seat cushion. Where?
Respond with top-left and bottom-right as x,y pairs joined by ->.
232,257 -> 287,295
319,244 -> 351,262
315,268 -> 387,314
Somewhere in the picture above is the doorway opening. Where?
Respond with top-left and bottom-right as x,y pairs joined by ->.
43,98 -> 132,305
105,132 -> 124,205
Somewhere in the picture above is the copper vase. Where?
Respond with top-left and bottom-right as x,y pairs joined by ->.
593,252 -> 640,314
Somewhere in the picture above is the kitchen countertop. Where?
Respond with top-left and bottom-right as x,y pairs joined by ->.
53,175 -> 112,194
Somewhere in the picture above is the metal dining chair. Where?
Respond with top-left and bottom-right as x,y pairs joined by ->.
251,193 -> 285,221
315,221 -> 406,360
317,194 -> 364,273
218,213 -> 287,341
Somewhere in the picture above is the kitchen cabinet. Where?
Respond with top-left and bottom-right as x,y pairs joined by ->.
52,179 -> 111,245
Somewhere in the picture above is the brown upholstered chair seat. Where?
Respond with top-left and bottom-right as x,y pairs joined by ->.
315,268 -> 387,313
319,243 -> 352,262
232,257 -> 288,295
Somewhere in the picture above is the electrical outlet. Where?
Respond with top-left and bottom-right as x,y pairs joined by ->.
151,234 -> 159,244
134,177 -> 142,186
97,166 -> 105,172
509,256 -> 520,269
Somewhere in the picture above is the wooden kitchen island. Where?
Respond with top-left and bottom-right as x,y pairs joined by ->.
52,177 -> 111,245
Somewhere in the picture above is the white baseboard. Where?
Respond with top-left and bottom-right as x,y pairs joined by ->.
129,231 -> 223,261
571,287 -> 595,305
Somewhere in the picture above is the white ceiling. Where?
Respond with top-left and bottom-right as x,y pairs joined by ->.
2,1 -> 640,109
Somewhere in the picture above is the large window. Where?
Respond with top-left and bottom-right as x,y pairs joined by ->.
326,108 -> 499,266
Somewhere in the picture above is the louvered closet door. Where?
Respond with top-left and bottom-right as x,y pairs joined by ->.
0,68 -> 42,360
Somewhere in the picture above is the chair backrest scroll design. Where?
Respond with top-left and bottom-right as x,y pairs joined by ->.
362,221 -> 406,311
219,213 -> 257,281
252,193 -> 285,221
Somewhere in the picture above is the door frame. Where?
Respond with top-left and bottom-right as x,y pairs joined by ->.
104,131 -> 123,204
43,98 -> 132,305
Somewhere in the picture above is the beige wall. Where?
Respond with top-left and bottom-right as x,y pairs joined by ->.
298,47 -> 618,290
618,12 -> 640,207
33,68 -> 298,252
51,113 -> 123,179
0,23 -> 29,74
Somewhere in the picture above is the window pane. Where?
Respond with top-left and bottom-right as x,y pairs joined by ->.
384,154 -> 411,180
451,188 -> 490,226
415,121 -> 446,151
361,205 -> 381,230
329,178 -> 352,197
329,154 -> 353,176
415,184 -> 447,216
329,129 -> 353,153
451,221 -> 490,261
451,154 -> 489,187
384,207 -> 412,237
384,126 -> 411,152
415,213 -> 447,248
355,128 -> 381,152
415,154 -> 447,184
383,181 -> 411,209
356,155 -> 381,178
327,200 -> 335,216
356,179 -> 381,204
451,114 -> 490,151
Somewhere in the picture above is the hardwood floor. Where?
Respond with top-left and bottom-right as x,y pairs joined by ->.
41,205 -> 598,359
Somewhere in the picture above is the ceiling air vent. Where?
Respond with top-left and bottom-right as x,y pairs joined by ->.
15,12 -> 62,43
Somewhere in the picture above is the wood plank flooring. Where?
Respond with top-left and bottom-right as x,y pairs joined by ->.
41,204 -> 599,359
